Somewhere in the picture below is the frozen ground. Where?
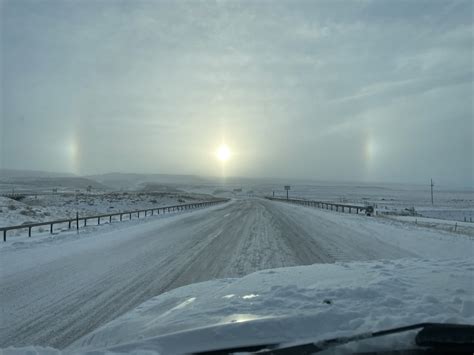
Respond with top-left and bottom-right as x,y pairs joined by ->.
1,198 -> 472,349
0,191 -> 217,236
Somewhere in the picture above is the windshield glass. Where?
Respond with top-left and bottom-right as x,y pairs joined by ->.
1,0 -> 472,353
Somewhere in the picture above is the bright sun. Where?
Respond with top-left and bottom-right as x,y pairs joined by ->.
216,144 -> 231,162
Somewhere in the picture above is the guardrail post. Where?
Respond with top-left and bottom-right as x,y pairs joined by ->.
77,212 -> 79,230
129,213 -> 132,219
120,214 -> 123,221
68,220 -> 72,229
50,223 -> 53,234
3,230 -> 6,242
84,218 -> 87,226
109,215 -> 112,223
29,226 -> 32,237
145,210 -> 147,217
98,217 -> 100,225
349,207 -> 352,213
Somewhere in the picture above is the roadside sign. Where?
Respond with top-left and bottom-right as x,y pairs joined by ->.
284,185 -> 291,190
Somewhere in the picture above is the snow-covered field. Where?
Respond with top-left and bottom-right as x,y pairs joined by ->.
0,175 -> 473,353
1,198 -> 473,350
384,215 -> 474,236
188,180 -> 474,223
0,191 -> 218,237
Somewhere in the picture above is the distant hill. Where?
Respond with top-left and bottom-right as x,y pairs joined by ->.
0,170 -> 108,192
138,183 -> 186,193
88,173 -> 211,190
0,169 -> 75,179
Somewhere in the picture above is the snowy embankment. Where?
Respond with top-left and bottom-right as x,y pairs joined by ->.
0,191 -> 216,236
384,215 -> 474,236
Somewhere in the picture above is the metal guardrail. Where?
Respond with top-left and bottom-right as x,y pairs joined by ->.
266,197 -> 374,215
1,199 -> 229,241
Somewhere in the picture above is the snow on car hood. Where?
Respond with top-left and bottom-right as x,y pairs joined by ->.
62,257 -> 474,354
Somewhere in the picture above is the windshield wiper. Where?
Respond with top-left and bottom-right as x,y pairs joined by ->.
259,322 -> 474,354
194,322 -> 474,355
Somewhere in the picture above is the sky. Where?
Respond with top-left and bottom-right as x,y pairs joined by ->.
1,0 -> 473,186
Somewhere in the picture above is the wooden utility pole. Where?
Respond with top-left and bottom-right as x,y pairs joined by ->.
430,178 -> 434,206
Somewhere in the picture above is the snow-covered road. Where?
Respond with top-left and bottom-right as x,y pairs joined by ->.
0,198 -> 469,349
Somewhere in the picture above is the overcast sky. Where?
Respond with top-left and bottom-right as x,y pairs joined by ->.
1,0 -> 472,186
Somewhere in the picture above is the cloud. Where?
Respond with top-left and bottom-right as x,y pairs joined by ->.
1,0 -> 472,186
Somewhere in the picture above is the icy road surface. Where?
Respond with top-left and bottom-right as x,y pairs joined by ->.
0,198 -> 469,348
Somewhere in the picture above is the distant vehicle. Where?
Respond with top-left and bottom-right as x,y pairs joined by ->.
365,205 -> 374,216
